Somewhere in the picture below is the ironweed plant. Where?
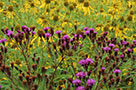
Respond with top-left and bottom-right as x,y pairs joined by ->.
0,26 -> 136,90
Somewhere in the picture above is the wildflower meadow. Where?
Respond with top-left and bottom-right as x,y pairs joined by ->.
0,0 -> 136,90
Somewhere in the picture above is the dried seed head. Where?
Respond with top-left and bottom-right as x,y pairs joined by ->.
41,66 -> 47,73
23,80 -> 27,85
32,64 -> 37,71
11,62 -> 14,68
18,74 -> 23,81
33,84 -> 38,90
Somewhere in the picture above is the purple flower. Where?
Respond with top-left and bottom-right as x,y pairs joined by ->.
21,25 -> 28,30
7,30 -> 13,37
72,79 -> 81,85
127,48 -> 132,52
87,79 -> 96,86
113,69 -> 121,73
62,35 -> 69,40
109,44 -> 115,48
55,30 -> 62,34
86,58 -> 93,64
133,40 -> 136,44
78,58 -> 93,66
0,85 -> 1,88
120,54 -> 124,59
78,59 -> 86,66
102,47 -> 111,52
70,38 -> 73,42
94,31 -> 97,34
32,31 -> 36,35
74,34 -> 82,38
45,33 -> 51,38
114,48 -> 119,52
89,28 -> 94,32
85,30 -> 90,35
122,41 -> 128,45
76,86 -> 85,90
83,27 -> 89,31
0,39 -> 7,43
43,27 -> 50,31
76,72 -> 87,78
101,67 -> 106,70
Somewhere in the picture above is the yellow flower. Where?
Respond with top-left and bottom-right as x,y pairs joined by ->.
45,65 -> 51,69
128,81 -> 132,86
82,1 -> 94,16
0,77 -> 8,81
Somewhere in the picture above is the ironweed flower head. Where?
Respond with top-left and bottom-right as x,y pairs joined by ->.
120,54 -> 124,59
72,79 -> 81,85
43,27 -> 50,31
127,48 -> 132,52
62,34 -> 69,40
93,31 -> 97,37
78,59 -> 86,66
45,32 -> 52,38
74,34 -> 82,38
122,41 -> 128,46
7,30 -> 13,37
109,44 -> 115,48
86,58 -> 93,64
85,30 -> 90,35
113,69 -> 121,73
133,40 -> 136,44
101,67 -> 106,70
55,30 -> 61,34
32,31 -> 36,35
76,72 -> 87,79
89,28 -> 94,33
114,48 -> 119,52
102,46 -> 111,52
87,79 -> 96,86
83,27 -> 89,31
0,39 -> 7,44
76,86 -> 85,90
78,58 -> 93,66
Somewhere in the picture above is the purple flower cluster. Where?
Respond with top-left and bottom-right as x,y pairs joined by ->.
76,86 -> 85,90
0,39 -> 7,43
55,30 -> 61,34
76,72 -> 87,78
113,69 -> 121,73
78,58 -> 93,66
102,46 -> 111,52
72,79 -> 81,85
87,79 -> 96,86
45,32 -> 52,38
